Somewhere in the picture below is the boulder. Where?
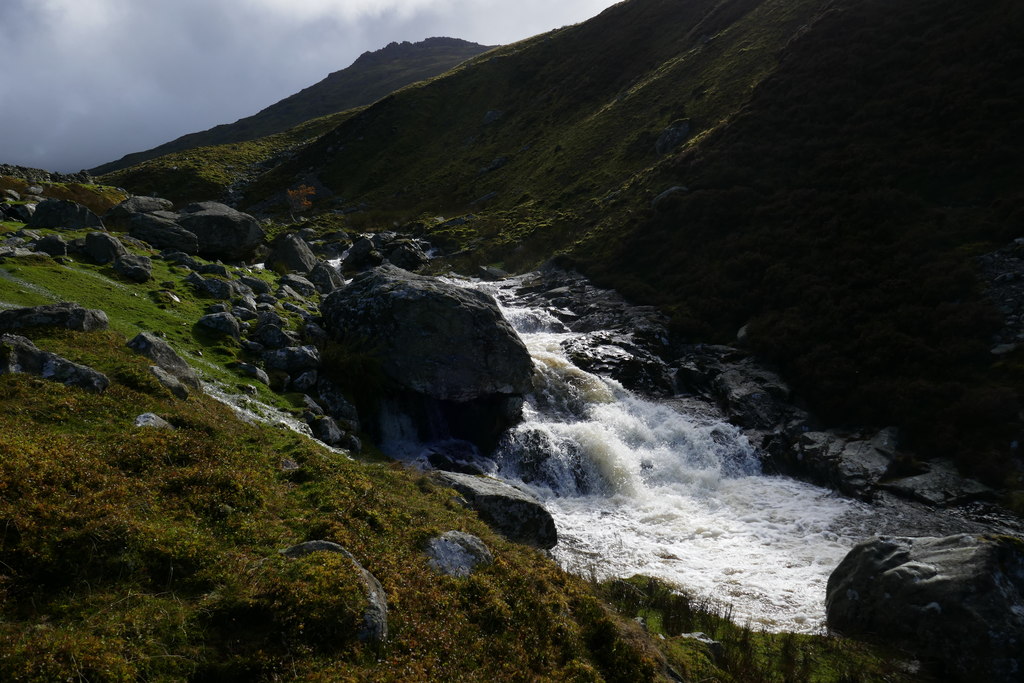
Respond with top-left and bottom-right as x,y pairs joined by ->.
280,540 -> 388,644
341,237 -> 383,272
196,312 -> 240,338
104,196 -> 174,230
268,234 -> 317,274
309,415 -> 346,447
433,471 -> 557,549
562,331 -> 675,396
232,361 -> 270,386
185,272 -> 238,300
126,332 -> 202,389
9,203 -> 36,222
33,234 -> 68,257
0,302 -> 108,333
129,212 -> 199,254
421,439 -> 495,476
711,363 -> 792,431
280,274 -> 317,298
177,202 -> 265,261
308,261 -> 345,294
386,241 -> 429,271
135,413 -> 174,429
250,323 -> 298,350
149,365 -> 190,399
27,198 -> 103,230
113,252 -> 153,283
654,119 -> 692,155
262,345 -> 320,373
881,459 -> 994,506
425,531 -> 494,577
0,334 -> 109,393
84,231 -> 127,265
827,534 -> 1024,682
781,431 -> 893,500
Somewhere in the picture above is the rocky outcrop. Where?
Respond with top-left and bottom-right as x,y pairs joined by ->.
0,334 -> 109,393
129,212 -> 199,254
425,531 -> 494,577
827,534 -> 1024,682
434,471 -> 557,549
177,202 -> 265,261
0,302 -> 109,333
27,198 -> 103,230
280,540 -> 388,645
321,265 -> 534,450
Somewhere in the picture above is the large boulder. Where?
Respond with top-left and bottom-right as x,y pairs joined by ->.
827,534 -> 1024,682
267,234 -> 317,274
84,231 -> 127,265
433,471 -> 557,549
27,198 -> 102,230
0,334 -> 109,393
126,332 -> 201,389
129,212 -> 199,254
321,265 -> 534,449
177,201 -> 265,261
104,196 -> 174,231
0,302 -> 108,333
425,531 -> 494,577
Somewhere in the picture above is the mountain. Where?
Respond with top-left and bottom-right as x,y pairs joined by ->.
90,37 -> 494,176
100,0 -> 1024,485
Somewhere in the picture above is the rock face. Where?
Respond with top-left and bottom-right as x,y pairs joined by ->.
434,471 -> 557,549
826,534 -> 1024,682
321,265 -> 534,449
0,302 -> 109,333
27,198 -> 103,230
0,334 -> 109,393
177,202 -> 265,261
425,531 -> 494,577
280,540 -> 388,644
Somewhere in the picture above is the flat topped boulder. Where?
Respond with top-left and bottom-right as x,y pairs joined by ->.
177,201 -> 265,261
321,265 -> 534,402
827,534 -> 1024,682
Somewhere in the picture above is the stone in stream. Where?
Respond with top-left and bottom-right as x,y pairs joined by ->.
827,534 -> 1024,682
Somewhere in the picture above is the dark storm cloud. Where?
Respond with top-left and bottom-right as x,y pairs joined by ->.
0,0 -> 620,172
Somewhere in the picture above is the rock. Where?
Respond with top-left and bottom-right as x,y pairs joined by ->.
185,272 -> 237,300
177,201 -> 265,261
33,234 -> 68,257
341,237 -> 383,272
232,362 -> 270,386
104,196 -> 174,230
280,274 -> 317,298
433,471 -> 557,549
280,540 -> 388,644
386,241 -> 428,271
129,212 -> 199,253
881,459 -> 994,506
826,534 -> 1024,682
654,119 -> 692,155
113,252 -> 153,283
250,324 -> 298,350
562,331 -> 675,396
711,363 -> 792,431
149,365 -> 190,399
0,334 -> 109,393
425,531 -> 494,577
308,261 -> 345,294
135,412 -> 174,429
238,275 -> 272,295
651,185 -> 689,211
268,234 -> 318,274
196,312 -> 241,338
126,332 -> 201,389
315,378 -> 360,428
84,231 -> 127,265
478,265 -> 509,281
262,345 -> 320,373
0,302 -> 108,333
290,370 -> 318,393
27,198 -> 103,230
2,189 -> 20,201
421,439 -> 495,476
778,431 -> 893,500
321,265 -> 534,450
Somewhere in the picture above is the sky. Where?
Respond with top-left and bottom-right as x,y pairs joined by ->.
0,0 -> 621,173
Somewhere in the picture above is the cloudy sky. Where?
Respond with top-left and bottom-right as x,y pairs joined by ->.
0,0 -> 621,173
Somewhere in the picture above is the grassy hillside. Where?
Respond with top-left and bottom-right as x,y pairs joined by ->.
92,38 -> 493,177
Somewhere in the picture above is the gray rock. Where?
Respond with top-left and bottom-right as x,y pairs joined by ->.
33,234 -> 68,257
232,362 -> 270,386
149,365 -> 190,399
185,272 -> 237,300
262,345 -> 320,373
315,378 -> 360,428
881,459 -> 994,506
309,415 -> 346,446
197,312 -> 241,338
104,196 -> 174,230
280,540 -> 388,644
788,431 -> 893,500
827,534 -> 1024,682
126,332 -> 202,390
651,186 -> 689,211
0,302 -> 108,333
135,412 -> 174,429
2,189 -> 20,201
711,363 -> 791,431
113,251 -> 153,283
84,231 -> 127,265
27,198 -> 103,230
654,119 -> 692,155
238,275 -> 272,295
280,274 -> 317,298
425,531 -> 494,577
129,212 -> 199,254
341,237 -> 383,272
433,471 -> 557,549
9,203 -> 36,222
177,202 -> 265,261
268,234 -> 317,274
478,265 -> 509,281
386,241 -> 428,271
308,261 -> 345,294
250,324 -> 298,350
0,334 -> 109,393
321,265 -> 533,402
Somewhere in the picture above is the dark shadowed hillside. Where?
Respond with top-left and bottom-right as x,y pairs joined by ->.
91,37 -> 493,176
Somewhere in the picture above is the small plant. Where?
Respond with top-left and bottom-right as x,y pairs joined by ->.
286,184 -> 316,221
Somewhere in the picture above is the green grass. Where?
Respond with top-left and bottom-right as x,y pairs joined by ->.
0,176 -> 127,215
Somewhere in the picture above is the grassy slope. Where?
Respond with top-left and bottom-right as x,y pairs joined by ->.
0,218 -> 923,680
92,39 -> 494,177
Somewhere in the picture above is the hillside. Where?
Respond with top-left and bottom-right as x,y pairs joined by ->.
91,37 -> 493,176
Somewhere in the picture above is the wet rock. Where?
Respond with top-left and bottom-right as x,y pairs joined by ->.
711,363 -> 792,431
881,459 -> 994,506
827,534 -> 1024,682
177,201 -> 265,261
267,233 -> 317,274
0,302 -> 108,333
425,531 -> 494,577
562,331 -> 675,396
778,430 -> 893,500
433,471 -> 557,549
421,439 -> 495,475
196,312 -> 241,338
27,198 -> 103,230
129,212 -> 199,254
0,334 -> 109,393
280,540 -> 388,644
